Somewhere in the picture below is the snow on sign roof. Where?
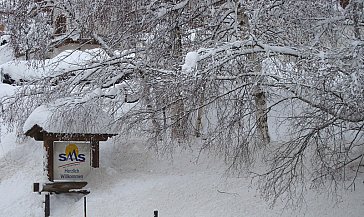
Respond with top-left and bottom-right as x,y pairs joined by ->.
24,104 -> 117,140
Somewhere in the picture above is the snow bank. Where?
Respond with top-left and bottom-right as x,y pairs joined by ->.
0,136 -> 363,217
0,48 -> 109,82
0,35 -> 14,65
0,83 -> 16,98
0,138 -> 44,216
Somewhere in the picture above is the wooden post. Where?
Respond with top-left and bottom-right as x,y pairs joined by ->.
33,183 -> 40,193
91,141 -> 99,168
44,136 -> 54,181
45,193 -> 50,217
84,197 -> 87,217
154,210 -> 158,217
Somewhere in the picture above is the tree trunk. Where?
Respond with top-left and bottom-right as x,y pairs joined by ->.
237,3 -> 270,144
169,3 -> 187,140
195,85 -> 205,138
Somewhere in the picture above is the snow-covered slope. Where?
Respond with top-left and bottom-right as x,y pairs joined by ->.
0,134 -> 363,217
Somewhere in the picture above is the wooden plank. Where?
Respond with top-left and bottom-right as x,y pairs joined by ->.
42,182 -> 88,193
25,124 -> 117,142
43,133 -> 116,141
24,124 -> 45,141
44,133 -> 116,141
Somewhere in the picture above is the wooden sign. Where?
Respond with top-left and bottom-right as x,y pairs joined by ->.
25,124 -> 116,181
53,141 -> 91,181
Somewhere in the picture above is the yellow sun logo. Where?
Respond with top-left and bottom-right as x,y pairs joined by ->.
65,143 -> 79,157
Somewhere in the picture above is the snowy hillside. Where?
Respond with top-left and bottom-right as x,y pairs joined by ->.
0,129 -> 363,217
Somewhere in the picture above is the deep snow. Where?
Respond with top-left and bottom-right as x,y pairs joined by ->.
0,130 -> 363,217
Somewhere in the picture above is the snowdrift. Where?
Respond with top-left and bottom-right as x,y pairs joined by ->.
0,133 -> 363,217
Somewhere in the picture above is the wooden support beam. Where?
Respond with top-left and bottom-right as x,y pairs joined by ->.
44,137 -> 54,181
45,193 -> 50,217
44,133 -> 115,141
91,141 -> 99,168
25,124 -> 117,142
84,197 -> 87,217
42,182 -> 88,194
33,183 -> 40,193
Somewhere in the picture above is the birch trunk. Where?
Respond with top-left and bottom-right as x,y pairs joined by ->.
237,3 -> 270,144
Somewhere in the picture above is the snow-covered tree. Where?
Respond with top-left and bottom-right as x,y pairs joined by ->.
1,0 -> 363,206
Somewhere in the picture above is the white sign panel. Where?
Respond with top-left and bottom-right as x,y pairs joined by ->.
53,141 -> 91,181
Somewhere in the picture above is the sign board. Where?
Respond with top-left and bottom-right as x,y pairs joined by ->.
53,141 -> 91,181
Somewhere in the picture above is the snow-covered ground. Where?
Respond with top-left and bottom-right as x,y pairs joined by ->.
0,131 -> 363,217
